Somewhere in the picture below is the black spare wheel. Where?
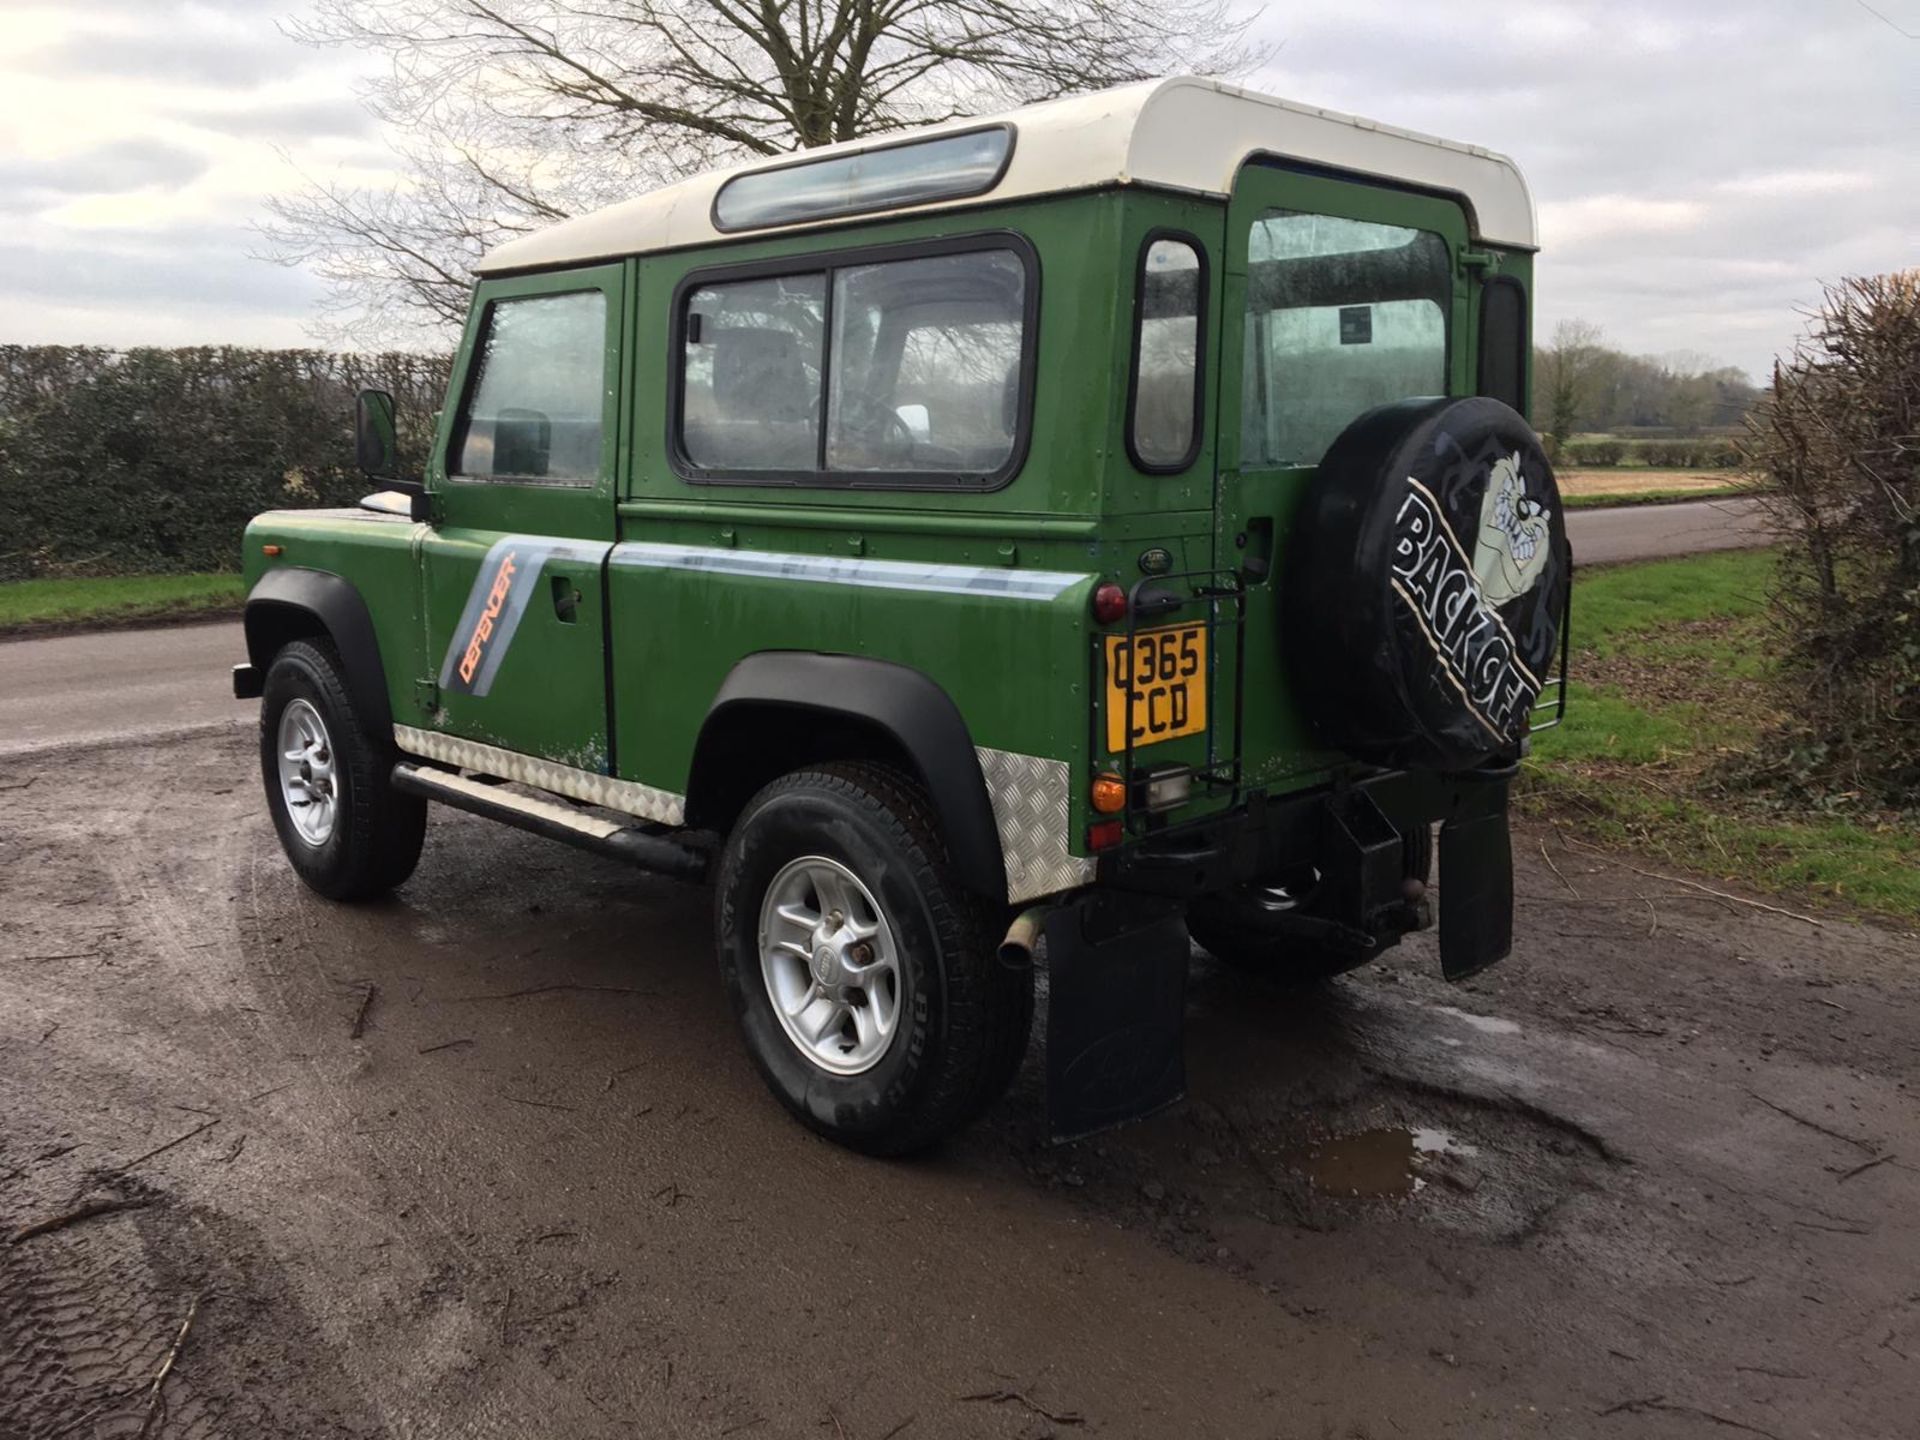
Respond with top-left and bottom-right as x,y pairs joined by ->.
1283,396 -> 1570,771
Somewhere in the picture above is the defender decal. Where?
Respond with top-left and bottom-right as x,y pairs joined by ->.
1390,476 -> 1542,740
612,543 -> 1089,601
437,537 -> 605,697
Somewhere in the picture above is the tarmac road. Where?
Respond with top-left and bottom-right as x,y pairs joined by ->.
1565,496 -> 1772,566
1,728 -> 1916,1437
0,498 -> 1775,756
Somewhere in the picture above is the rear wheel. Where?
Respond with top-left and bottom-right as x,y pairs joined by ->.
1187,826 -> 1433,985
715,762 -> 1032,1155
260,638 -> 426,900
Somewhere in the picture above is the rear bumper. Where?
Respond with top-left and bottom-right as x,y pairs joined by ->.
1099,764 -> 1516,978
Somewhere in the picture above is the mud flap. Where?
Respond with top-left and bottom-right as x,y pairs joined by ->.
1438,808 -> 1514,981
1044,895 -> 1188,1143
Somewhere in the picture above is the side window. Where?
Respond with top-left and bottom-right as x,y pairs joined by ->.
1478,276 -> 1528,413
1241,211 -> 1451,469
1128,235 -> 1205,472
674,240 -> 1033,487
826,249 -> 1025,474
452,290 -> 607,483
681,274 -> 826,471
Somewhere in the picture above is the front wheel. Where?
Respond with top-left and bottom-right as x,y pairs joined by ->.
260,638 -> 426,900
715,762 -> 1032,1156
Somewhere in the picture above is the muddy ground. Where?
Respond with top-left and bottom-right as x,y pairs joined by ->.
2,726 -> 1917,1439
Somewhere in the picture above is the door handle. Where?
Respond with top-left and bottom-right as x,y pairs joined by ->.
551,575 -> 581,622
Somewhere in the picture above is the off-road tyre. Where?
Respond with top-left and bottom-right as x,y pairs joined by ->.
1188,825 -> 1434,985
259,638 -> 427,900
716,762 -> 1033,1156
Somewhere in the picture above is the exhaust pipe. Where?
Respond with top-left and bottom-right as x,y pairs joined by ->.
999,906 -> 1049,969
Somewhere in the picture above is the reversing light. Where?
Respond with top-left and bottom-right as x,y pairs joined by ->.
1136,764 -> 1193,813
1087,819 -> 1125,852
1090,773 -> 1126,814
1092,582 -> 1127,624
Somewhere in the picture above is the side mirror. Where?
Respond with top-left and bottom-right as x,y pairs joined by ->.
353,387 -> 432,523
355,388 -> 399,479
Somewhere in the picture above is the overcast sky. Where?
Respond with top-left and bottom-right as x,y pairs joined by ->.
2,0 -> 1914,376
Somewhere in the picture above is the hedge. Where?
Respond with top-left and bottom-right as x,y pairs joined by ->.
1559,436 -> 1744,470
0,346 -> 449,582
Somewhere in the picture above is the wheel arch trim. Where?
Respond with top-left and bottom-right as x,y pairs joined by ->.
689,653 -> 1013,901
243,567 -> 393,737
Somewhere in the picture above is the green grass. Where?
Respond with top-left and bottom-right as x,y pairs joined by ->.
0,573 -> 244,632
1563,484 -> 1751,509
1525,549 -> 1920,922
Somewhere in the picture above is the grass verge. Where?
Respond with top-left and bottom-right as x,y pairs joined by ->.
0,573 -> 244,636
1562,484 -> 1752,509
1525,549 -> 1920,922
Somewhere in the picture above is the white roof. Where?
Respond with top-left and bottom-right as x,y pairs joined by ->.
477,77 -> 1537,275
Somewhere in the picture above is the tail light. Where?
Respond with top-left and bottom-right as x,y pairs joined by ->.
1092,582 -> 1127,624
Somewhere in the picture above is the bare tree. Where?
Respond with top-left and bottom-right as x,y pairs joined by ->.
262,0 -> 1266,343
1534,318 -> 1608,449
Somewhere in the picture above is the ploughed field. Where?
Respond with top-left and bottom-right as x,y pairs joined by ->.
3,724 -> 1918,1438
1558,469 -> 1746,500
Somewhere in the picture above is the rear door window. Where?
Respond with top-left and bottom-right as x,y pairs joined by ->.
1241,212 -> 1451,468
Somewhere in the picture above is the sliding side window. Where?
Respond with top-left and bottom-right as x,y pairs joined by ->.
675,238 -> 1034,488
680,275 -> 827,473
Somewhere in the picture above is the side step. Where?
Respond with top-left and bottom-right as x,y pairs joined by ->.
392,762 -> 709,882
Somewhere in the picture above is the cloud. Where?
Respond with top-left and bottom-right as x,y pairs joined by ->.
1538,196 -> 1709,248
1716,170 -> 1878,199
0,0 -> 1911,366
0,140 -> 210,200
41,25 -> 328,90
175,97 -> 376,143
1249,0 -> 1919,376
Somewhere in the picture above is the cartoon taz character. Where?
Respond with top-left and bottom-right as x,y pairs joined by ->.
1472,453 -> 1553,608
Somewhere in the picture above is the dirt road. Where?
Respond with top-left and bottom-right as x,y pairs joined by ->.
2,725 -> 1917,1438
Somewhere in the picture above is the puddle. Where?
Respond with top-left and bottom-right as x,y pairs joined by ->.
1290,1127 -> 1479,1198
1435,1005 -> 1522,1036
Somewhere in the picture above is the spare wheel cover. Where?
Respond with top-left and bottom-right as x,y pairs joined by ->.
1282,396 -> 1570,771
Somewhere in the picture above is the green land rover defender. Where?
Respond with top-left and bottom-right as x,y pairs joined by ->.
234,78 -> 1571,1153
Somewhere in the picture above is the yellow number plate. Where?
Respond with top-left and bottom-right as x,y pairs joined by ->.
1104,623 -> 1207,752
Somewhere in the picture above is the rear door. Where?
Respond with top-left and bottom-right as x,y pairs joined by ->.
1216,161 -> 1473,788
422,264 -> 624,768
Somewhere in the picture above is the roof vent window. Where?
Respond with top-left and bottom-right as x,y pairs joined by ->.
713,127 -> 1013,232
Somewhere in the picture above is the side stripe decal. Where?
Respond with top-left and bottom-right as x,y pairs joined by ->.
437,537 -> 609,698
611,542 -> 1090,601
